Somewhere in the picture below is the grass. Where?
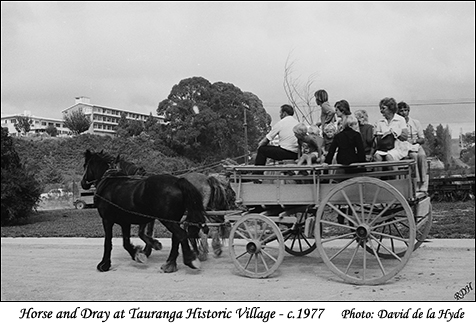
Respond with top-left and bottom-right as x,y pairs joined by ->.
1,201 -> 474,239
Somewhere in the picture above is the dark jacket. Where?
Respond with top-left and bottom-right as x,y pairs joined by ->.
325,126 -> 366,166
359,123 -> 374,155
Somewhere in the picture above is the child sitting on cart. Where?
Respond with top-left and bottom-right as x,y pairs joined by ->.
321,115 -> 366,174
293,123 -> 324,166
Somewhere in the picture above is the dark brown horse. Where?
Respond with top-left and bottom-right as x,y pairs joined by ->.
81,149 -> 206,273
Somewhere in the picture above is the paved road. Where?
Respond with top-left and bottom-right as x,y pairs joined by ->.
1,237 -> 474,301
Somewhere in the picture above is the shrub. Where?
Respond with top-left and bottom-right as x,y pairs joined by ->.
1,128 -> 42,225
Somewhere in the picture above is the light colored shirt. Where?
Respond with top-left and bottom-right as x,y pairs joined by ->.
406,117 -> 424,142
374,113 -> 408,138
266,115 -> 299,153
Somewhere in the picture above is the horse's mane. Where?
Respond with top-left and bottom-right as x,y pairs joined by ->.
86,150 -> 115,166
207,174 -> 236,210
116,156 -> 147,176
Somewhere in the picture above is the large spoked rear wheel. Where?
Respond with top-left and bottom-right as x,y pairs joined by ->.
315,177 -> 416,285
367,198 -> 432,258
279,208 -> 317,256
229,214 -> 285,278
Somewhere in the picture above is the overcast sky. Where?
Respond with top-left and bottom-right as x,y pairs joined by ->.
1,2 -> 475,137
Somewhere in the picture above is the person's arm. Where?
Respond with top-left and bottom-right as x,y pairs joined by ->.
415,120 -> 425,145
365,125 -> 374,149
355,133 -> 366,162
258,137 -> 270,148
398,127 -> 409,141
324,137 -> 338,165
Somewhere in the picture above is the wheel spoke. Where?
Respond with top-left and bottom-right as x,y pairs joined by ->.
342,190 -> 362,224
368,199 -> 398,227
258,252 -> 269,271
327,202 -> 357,226
371,230 -> 411,243
369,234 -> 403,261
234,228 -> 250,241
321,232 -> 355,243
235,249 -> 248,259
345,242 -> 360,275
359,183 -> 365,224
261,248 -> 278,263
329,237 -> 357,262
366,187 -> 381,224
320,219 -> 356,231
243,221 -> 255,239
370,217 -> 409,230
299,233 -> 314,248
363,240 -> 367,281
368,239 -> 386,275
244,253 -> 253,269
258,221 -> 268,241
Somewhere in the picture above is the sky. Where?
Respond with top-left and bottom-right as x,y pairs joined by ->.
1,2 -> 475,138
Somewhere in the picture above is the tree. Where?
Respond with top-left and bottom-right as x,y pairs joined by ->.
144,112 -> 158,132
460,131 -> 475,166
434,124 -> 452,166
115,113 -> 145,137
63,110 -> 91,135
14,115 -> 33,135
461,131 -> 475,150
283,54 -> 319,125
1,127 -> 42,225
157,77 -> 270,162
45,124 -> 58,137
423,124 -> 436,156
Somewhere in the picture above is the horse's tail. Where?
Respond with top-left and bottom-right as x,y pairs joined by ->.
207,176 -> 227,210
176,178 -> 206,227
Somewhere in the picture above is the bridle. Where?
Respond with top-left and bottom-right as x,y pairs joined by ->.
82,158 -> 116,187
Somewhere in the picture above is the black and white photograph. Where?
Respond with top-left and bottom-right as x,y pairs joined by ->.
1,1 -> 475,323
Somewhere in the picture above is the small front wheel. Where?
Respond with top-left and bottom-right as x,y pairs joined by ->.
228,214 -> 284,278
75,200 -> 86,209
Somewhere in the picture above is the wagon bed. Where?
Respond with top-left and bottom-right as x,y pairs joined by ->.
216,160 -> 432,285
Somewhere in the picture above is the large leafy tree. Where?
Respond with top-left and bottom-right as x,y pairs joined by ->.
157,77 -> 271,162
63,110 -> 91,135
14,115 -> 33,135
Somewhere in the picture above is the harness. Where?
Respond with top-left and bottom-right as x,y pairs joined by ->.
92,169 -> 206,229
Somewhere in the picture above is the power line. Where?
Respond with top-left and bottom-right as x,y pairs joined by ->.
262,99 -> 475,108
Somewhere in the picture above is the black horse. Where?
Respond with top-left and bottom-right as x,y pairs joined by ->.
114,155 -> 162,257
81,149 -> 206,273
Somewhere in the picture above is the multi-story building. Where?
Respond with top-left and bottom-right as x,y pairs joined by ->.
61,96 -> 165,136
1,111 -> 71,136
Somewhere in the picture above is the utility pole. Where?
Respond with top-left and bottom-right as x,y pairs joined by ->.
243,105 -> 249,164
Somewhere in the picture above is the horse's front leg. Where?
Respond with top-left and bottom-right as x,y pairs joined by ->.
121,224 -> 147,263
180,231 -> 201,270
160,223 -> 200,272
97,218 -> 114,272
139,221 -> 162,257
161,232 -> 180,273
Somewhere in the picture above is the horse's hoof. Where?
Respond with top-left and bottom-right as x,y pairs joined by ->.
213,247 -> 222,257
161,262 -> 178,273
185,258 -> 201,270
97,262 -> 111,272
135,251 -> 147,264
198,251 -> 208,261
152,239 -> 162,251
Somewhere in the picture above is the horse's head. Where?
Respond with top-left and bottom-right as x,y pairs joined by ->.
81,149 -> 114,190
